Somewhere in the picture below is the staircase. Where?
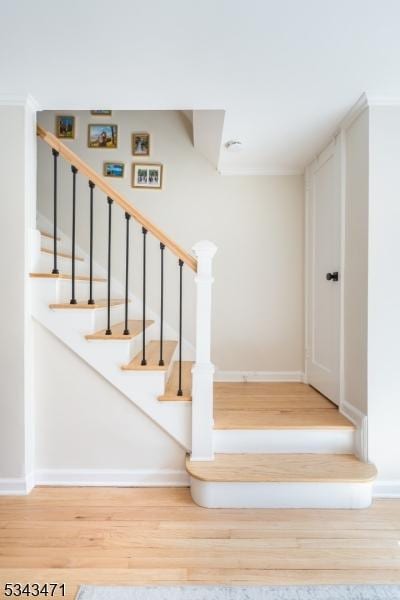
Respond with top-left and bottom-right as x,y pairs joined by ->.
31,125 -> 377,508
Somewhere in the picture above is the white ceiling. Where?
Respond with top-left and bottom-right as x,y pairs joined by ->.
2,0 -> 400,173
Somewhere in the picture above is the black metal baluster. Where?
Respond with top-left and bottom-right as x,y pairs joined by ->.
177,259 -> 184,396
105,197 -> 113,335
141,227 -> 148,365
88,181 -> 95,305
123,213 -> 131,335
70,166 -> 78,304
159,243 -> 165,366
52,149 -> 59,274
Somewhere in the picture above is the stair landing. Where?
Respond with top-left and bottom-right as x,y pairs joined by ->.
213,382 -> 354,430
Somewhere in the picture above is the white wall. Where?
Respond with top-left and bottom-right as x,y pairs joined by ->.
367,106 -> 400,491
34,322 -> 187,483
0,102 -> 36,493
343,109 -> 369,415
37,110 -> 305,374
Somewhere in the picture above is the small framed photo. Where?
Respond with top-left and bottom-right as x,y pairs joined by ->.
104,162 -> 125,178
91,110 -> 112,116
56,115 -> 75,139
132,132 -> 150,156
88,124 -> 118,149
132,163 -> 163,190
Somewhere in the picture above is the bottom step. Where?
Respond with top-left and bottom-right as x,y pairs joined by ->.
186,454 -> 377,509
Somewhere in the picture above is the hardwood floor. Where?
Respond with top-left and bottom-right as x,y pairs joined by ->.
213,382 -> 354,429
0,488 -> 399,599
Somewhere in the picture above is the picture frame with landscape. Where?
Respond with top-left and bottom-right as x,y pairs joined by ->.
103,162 -> 124,178
132,163 -> 163,189
88,124 -> 118,149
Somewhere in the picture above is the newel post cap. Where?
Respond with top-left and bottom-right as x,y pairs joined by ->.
192,240 -> 218,259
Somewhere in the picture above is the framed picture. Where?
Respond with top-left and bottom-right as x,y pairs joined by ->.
132,163 -> 163,190
55,115 -> 75,139
132,132 -> 150,156
88,124 -> 118,149
91,110 -> 112,116
104,162 -> 124,178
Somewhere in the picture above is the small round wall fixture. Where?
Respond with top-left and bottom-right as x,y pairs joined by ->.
224,140 -> 243,152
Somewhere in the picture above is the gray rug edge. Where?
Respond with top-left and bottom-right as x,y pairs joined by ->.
77,584 -> 400,600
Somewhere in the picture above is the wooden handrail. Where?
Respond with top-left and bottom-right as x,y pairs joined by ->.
37,125 -> 197,272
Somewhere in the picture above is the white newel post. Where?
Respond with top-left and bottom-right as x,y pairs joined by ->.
191,240 -> 218,461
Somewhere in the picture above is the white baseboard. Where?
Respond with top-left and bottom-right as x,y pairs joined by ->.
0,476 -> 33,495
373,480 -> 400,498
35,468 -> 190,487
214,370 -> 305,382
340,400 -> 368,461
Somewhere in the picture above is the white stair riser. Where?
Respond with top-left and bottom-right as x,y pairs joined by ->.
86,323 -> 158,364
56,279 -> 108,303
31,277 -> 109,304
189,477 -> 373,509
213,429 -> 354,454
39,237 -> 80,257
37,252 -> 88,276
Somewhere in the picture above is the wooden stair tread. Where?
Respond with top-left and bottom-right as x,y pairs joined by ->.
86,319 -> 154,340
41,247 -> 84,262
40,230 -> 61,241
186,453 -> 377,483
214,382 -> 323,397
122,340 -> 177,371
50,299 -> 126,310
213,382 -> 354,430
159,361 -> 193,401
30,273 -> 106,282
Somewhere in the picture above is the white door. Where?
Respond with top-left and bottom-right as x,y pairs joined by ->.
306,141 -> 341,404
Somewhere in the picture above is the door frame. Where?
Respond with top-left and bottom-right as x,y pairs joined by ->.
304,132 -> 345,409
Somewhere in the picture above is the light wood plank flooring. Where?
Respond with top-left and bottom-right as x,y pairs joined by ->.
0,488 -> 399,599
214,382 -> 354,429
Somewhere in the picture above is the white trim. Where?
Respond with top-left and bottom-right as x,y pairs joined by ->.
0,477 -> 33,496
303,166 -> 311,384
338,129 -> 347,413
339,92 -> 369,132
373,480 -> 400,498
213,370 -> 304,382
25,471 -> 35,494
340,400 -> 368,461
339,92 -> 400,134
0,93 -> 40,111
35,468 -> 189,487
218,167 -> 303,176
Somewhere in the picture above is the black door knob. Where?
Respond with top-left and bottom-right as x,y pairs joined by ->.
326,272 -> 339,282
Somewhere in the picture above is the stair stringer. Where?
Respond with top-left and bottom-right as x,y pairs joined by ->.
31,222 -> 195,450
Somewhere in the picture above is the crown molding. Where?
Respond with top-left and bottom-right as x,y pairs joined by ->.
339,92 -> 400,132
0,93 -> 40,111
339,92 -> 369,131
218,167 -> 303,176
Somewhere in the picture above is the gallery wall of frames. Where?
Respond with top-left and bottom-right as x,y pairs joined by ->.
56,112 -> 163,190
